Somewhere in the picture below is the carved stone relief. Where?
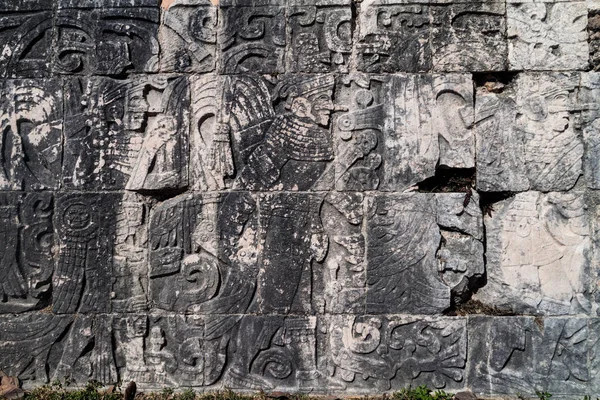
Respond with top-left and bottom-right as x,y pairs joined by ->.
476,73 -> 583,192
475,191 -> 591,315
507,1 -> 589,71
0,1 -> 599,397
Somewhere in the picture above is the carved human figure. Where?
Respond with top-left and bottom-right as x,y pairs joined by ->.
144,326 -> 178,386
220,75 -> 340,389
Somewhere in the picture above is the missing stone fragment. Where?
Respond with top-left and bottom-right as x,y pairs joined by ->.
446,299 -> 516,316
478,191 -> 515,218
473,72 -> 518,93
417,168 -> 475,193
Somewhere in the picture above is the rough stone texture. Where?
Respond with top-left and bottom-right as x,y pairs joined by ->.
507,1 -> 589,71
475,191 -> 592,315
476,73 -> 583,192
0,1 -> 598,398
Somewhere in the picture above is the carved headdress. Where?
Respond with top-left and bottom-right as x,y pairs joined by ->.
276,74 -> 335,109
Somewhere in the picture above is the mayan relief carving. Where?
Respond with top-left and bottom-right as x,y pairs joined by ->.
469,317 -> 591,396
1,0 -> 599,397
507,1 -> 589,71
476,73 -> 583,192
0,79 -> 62,190
0,1 -> 54,78
55,0 -> 160,75
62,75 -> 189,190
475,191 -> 591,315
328,316 -> 467,391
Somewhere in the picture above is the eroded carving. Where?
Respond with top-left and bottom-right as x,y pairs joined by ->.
469,317 -> 590,396
329,315 -> 467,391
63,76 -> 189,190
357,0 -> 431,73
0,192 -> 54,313
218,4 -> 286,74
54,3 -> 160,75
0,79 -> 62,190
431,2 -> 507,72
0,1 -> 53,77
287,0 -> 352,73
507,2 -> 589,71
475,191 -> 591,315
159,1 -> 217,73
476,73 -> 583,192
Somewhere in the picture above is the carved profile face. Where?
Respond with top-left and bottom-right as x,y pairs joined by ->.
125,87 -> 149,130
306,93 -> 335,127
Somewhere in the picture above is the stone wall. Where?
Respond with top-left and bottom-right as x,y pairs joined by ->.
0,0 -> 599,397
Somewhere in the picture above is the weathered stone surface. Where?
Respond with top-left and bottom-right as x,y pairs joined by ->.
0,1 -> 54,78
0,192 -> 54,313
468,316 -> 591,397
0,0 -> 597,396
287,0 -> 352,73
53,192 -> 151,314
436,192 -> 484,301
475,73 -> 583,192
356,1 -> 431,73
590,1 -> 600,70
507,1 -> 589,71
327,315 -> 467,392
159,1 -> 217,73
431,2 -> 507,72
54,2 -> 160,75
218,3 -> 286,74
475,192 -> 592,315
0,79 -> 63,190
62,75 -> 189,190
333,73 -> 474,191
0,314 -> 72,386
580,72 -> 600,189
366,194 -> 450,314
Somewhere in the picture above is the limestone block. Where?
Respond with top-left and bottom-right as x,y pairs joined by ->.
436,192 -> 485,301
320,193 -> 367,314
333,74 -> 473,191
475,73 -> 583,192
287,0 -> 352,73
365,194 -> 450,314
579,73 -> 600,189
431,2 -> 507,72
54,1 -> 160,75
0,0 -> 54,77
468,316 -> 592,397
191,74 -> 335,191
148,192 -> 259,314
159,0 -> 217,73
0,314 -> 72,387
53,192 -> 151,314
62,75 -> 189,191
590,1 -> 600,70
0,79 -> 63,190
436,192 -> 483,240
356,0 -> 432,72
0,192 -> 54,314
507,1 -> 589,71
327,315 -> 467,392
474,191 -> 592,315
218,2 -> 287,73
